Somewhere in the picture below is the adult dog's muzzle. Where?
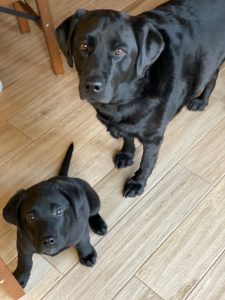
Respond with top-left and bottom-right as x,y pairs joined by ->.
79,76 -> 112,104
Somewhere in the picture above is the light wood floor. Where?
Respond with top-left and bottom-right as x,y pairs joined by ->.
0,0 -> 225,299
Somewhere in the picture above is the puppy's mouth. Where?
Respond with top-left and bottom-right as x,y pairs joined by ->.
39,245 -> 68,256
35,239 -> 66,256
41,248 -> 61,256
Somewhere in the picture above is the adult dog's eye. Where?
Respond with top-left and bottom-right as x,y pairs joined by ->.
114,48 -> 126,56
80,43 -> 88,52
26,214 -> 35,223
55,208 -> 63,216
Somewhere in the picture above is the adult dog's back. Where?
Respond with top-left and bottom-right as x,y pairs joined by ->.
149,0 -> 225,90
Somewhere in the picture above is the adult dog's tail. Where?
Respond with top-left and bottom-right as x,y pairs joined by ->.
58,143 -> 74,176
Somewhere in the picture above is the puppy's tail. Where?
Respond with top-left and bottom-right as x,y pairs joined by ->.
58,143 -> 74,176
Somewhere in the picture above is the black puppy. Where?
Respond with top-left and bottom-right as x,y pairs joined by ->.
3,143 -> 107,288
56,0 -> 225,197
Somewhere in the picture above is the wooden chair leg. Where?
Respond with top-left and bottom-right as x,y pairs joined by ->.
12,1 -> 30,33
0,257 -> 25,300
35,0 -> 64,75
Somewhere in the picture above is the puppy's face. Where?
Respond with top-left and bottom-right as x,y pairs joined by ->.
20,187 -> 73,255
3,180 -> 89,256
56,9 -> 165,105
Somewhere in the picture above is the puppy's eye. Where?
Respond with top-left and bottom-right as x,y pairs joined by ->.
55,208 -> 63,216
80,43 -> 88,52
114,48 -> 126,56
26,214 -> 35,223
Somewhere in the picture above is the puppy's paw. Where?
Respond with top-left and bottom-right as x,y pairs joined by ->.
13,269 -> 30,288
114,152 -> 134,169
79,246 -> 97,267
123,179 -> 145,198
89,214 -> 107,236
187,98 -> 208,111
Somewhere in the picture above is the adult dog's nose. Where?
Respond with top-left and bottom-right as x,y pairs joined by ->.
42,236 -> 56,246
84,78 -> 103,93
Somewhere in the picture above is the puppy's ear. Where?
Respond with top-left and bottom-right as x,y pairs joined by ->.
75,179 -> 100,215
57,180 -> 89,219
56,9 -> 87,68
134,17 -> 165,77
3,190 -> 25,226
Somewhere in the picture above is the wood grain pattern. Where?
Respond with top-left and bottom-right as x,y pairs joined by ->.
186,250 -> 225,300
9,75 -> 82,140
137,177 -> 225,300
125,0 -> 167,14
0,64 -> 72,122
181,117 -> 225,185
1,32 -> 47,87
0,122 -> 31,166
88,0 -> 137,11
115,277 -> 163,300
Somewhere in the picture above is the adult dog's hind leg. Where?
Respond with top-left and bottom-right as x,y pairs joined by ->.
114,137 -> 136,168
187,69 -> 219,111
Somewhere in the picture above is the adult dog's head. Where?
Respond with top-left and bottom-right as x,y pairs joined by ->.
3,179 -> 89,256
56,9 -> 164,104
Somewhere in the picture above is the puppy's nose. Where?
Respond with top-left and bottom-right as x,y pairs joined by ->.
42,236 -> 55,246
84,78 -> 103,93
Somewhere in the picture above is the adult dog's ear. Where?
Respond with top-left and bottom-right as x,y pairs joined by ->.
57,179 -> 89,219
3,190 -> 25,226
56,9 -> 87,68
134,17 -> 165,77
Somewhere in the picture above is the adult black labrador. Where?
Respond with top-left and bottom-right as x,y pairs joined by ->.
3,143 -> 107,288
56,0 -> 225,197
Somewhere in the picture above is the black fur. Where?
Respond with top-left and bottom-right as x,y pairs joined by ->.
56,0 -> 225,197
3,143 -> 107,288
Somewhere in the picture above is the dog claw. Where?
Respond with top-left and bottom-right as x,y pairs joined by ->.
114,152 -> 134,169
123,180 -> 144,197
187,98 -> 208,111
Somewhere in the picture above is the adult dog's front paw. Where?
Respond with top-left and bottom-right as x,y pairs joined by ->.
123,179 -> 145,198
79,246 -> 97,267
187,98 -> 208,111
13,268 -> 30,288
114,152 -> 134,169
107,125 -> 121,139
